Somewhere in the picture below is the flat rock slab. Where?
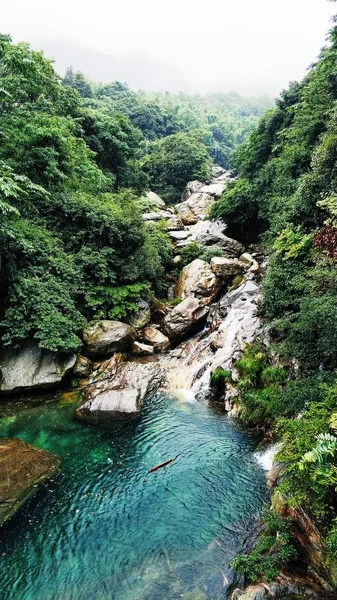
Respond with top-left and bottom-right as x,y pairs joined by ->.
75,354 -> 165,423
0,438 -> 60,525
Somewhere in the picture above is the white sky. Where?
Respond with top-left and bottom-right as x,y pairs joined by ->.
2,0 -> 336,95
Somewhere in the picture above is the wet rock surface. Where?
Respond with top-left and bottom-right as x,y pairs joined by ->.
75,354 -> 165,422
163,296 -> 209,342
0,438 -> 60,525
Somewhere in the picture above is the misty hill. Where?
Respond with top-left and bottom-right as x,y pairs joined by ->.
32,39 -> 196,93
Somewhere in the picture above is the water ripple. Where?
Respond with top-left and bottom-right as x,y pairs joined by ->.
0,391 -> 267,600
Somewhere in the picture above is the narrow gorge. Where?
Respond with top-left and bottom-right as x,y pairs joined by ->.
0,169 -> 271,600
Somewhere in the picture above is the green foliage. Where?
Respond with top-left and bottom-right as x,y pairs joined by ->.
142,132 -> 212,202
85,283 -> 150,321
211,367 -> 232,386
231,508 -> 297,583
180,243 -> 204,266
0,37 -> 173,351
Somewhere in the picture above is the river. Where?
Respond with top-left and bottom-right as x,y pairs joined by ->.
0,389 -> 267,600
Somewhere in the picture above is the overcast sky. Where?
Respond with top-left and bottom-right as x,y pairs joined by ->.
2,0 -> 336,95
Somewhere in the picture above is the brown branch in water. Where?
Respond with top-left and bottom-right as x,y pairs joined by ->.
148,454 -> 180,473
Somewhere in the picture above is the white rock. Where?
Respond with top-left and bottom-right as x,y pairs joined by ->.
0,342 -> 76,393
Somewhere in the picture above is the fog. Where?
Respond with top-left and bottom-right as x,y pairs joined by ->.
2,0 -> 336,95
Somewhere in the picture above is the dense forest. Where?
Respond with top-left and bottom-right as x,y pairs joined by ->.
0,33 -> 270,355
210,4 -> 337,584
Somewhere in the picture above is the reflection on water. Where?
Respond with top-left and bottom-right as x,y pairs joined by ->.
0,391 -> 267,600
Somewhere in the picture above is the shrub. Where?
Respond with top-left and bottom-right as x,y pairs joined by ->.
231,508 -> 297,583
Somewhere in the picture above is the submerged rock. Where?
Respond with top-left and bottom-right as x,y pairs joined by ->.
143,326 -> 170,352
75,354 -> 164,422
175,259 -> 222,304
83,320 -> 137,357
0,342 -> 76,393
163,296 -> 209,342
0,438 -> 60,525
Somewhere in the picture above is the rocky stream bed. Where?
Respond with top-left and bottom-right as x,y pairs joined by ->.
0,169 -> 327,600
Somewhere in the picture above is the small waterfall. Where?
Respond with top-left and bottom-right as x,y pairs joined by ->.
255,443 -> 281,471
164,277 -> 262,403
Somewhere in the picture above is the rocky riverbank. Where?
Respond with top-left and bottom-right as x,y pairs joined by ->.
0,166 -> 327,600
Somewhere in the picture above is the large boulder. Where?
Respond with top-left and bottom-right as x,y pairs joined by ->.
175,259 -> 222,305
163,297 -> 209,342
175,192 -> 214,225
142,210 -> 173,221
0,342 -> 76,393
143,326 -> 170,352
75,354 -> 165,422
195,231 -> 244,257
145,190 -> 166,209
0,438 -> 60,525
83,320 -> 137,357
169,230 -> 190,242
198,181 -> 226,197
211,166 -> 231,180
210,256 -> 246,279
181,180 -> 204,202
165,215 -> 184,231
239,252 -> 259,273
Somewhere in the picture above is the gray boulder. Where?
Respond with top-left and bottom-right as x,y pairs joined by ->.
0,341 -> 76,393
75,354 -> 164,422
210,256 -> 246,279
239,252 -> 260,273
143,326 -> 170,352
175,192 -> 214,225
181,180 -> 204,202
169,230 -> 190,241
163,297 -> 209,342
199,181 -> 226,197
194,230 -> 244,256
175,259 -> 222,305
129,300 -> 151,329
145,191 -> 166,209
142,210 -> 173,221
83,320 -> 137,357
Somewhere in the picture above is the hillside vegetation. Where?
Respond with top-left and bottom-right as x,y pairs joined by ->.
211,4 -> 337,584
0,33 -> 270,353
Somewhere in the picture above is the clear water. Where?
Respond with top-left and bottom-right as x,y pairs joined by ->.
0,392 -> 267,600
